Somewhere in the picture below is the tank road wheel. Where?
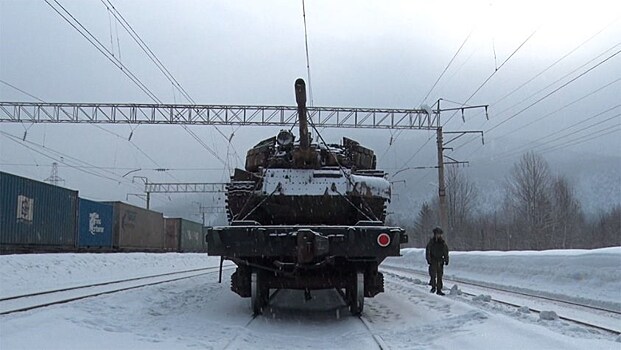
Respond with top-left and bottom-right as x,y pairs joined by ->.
250,269 -> 268,315
348,272 -> 365,315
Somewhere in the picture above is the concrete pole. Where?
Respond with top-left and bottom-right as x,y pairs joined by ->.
436,126 -> 448,232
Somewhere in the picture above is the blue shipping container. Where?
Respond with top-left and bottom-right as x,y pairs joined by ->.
78,198 -> 113,248
0,171 -> 77,247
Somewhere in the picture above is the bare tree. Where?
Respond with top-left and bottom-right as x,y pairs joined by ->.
414,201 -> 436,247
505,152 -> 553,249
597,204 -> 621,248
445,166 -> 478,248
549,176 -> 583,248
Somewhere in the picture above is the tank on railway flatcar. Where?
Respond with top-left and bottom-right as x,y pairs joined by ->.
207,79 -> 407,315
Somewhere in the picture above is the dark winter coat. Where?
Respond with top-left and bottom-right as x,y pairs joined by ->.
426,237 -> 449,265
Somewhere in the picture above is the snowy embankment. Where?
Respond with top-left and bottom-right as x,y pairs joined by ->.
386,247 -> 621,311
0,253 -> 220,298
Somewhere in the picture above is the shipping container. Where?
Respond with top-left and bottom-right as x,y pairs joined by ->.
180,219 -> 204,252
164,218 -> 181,251
78,198 -> 113,248
105,201 -> 165,250
165,218 -> 205,252
0,171 -> 77,249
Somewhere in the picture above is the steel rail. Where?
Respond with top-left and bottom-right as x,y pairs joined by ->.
382,264 -> 621,315
382,265 -> 621,336
0,265 -> 233,302
0,266 -> 235,315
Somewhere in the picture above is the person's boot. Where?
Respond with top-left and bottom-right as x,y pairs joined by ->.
436,289 -> 445,296
430,287 -> 436,293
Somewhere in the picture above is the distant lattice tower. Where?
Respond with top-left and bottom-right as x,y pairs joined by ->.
44,162 -> 65,187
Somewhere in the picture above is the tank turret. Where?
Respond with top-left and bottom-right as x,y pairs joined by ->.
226,78 -> 390,225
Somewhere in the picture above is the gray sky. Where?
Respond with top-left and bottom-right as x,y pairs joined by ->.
1,0 -> 620,215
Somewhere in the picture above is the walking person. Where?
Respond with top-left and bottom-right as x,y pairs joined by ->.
426,227 -> 449,295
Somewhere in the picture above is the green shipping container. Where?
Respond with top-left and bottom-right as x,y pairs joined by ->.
165,218 -> 205,252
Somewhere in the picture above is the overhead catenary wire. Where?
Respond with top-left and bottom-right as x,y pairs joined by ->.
48,0 -> 236,172
382,30 -> 474,159
479,41 -> 621,131
1,131 -> 173,206
44,0 -> 162,103
0,80 -> 45,102
1,130 -> 140,188
0,78 -> 177,181
455,41 -> 621,156
537,125 -> 621,155
486,48 -> 621,134
492,107 -> 621,160
101,0 -> 241,170
301,0 -> 314,107
491,17 -> 620,107
443,28 -> 539,126
419,30 -> 474,107
0,164 -> 226,172
494,77 -> 621,140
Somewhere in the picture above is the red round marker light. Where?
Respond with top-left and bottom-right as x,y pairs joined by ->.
377,233 -> 391,247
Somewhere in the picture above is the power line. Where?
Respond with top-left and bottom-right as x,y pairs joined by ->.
1,130 -> 139,186
0,163 -> 226,171
419,30 -> 473,107
538,125 -> 621,155
0,80 -> 45,102
101,0 -> 241,170
493,107 -> 620,160
44,0 -> 162,103
48,0 -> 236,171
443,28 -> 539,126
486,48 -> 621,134
301,0 -> 314,106
382,31 -> 474,158
494,77 -> 621,140
0,77 -> 170,179
454,42 -> 621,155
480,41 -> 621,130
491,17 -> 620,107
383,31 -> 473,159
100,0 -> 192,103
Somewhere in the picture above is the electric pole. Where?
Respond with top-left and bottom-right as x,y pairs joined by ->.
436,127 -> 448,233
434,99 -> 487,234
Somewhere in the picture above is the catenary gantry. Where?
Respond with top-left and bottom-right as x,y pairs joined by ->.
0,102 -> 439,130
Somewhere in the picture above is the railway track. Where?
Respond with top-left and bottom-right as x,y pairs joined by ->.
381,264 -> 621,336
0,265 -> 235,315
222,288 -> 388,350
359,314 -> 389,349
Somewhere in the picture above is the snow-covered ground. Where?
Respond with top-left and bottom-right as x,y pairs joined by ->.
0,249 -> 619,349
385,247 -> 621,312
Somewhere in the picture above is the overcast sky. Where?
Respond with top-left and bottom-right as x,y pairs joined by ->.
1,0 -> 619,214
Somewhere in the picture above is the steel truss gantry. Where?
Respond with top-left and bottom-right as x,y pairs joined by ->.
0,102 -> 439,130
145,182 -> 226,194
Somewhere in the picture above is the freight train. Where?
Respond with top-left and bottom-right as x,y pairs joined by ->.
206,79 -> 408,315
0,171 -> 206,254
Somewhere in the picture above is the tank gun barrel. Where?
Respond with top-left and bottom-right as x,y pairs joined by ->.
295,78 -> 310,150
